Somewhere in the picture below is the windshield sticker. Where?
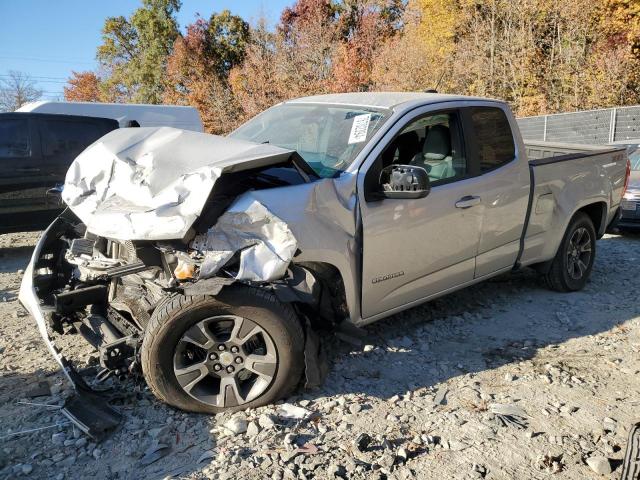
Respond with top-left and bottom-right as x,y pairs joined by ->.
348,114 -> 371,144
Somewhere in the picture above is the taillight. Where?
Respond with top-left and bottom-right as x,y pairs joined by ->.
623,157 -> 631,197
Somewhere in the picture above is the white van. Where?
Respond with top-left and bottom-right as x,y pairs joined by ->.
17,101 -> 203,132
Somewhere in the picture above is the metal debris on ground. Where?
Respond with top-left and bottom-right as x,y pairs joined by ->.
139,443 -> 172,467
16,401 -> 61,409
60,390 -> 122,441
0,422 -> 71,441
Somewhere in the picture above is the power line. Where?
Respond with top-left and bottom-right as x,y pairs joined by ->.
0,79 -> 69,85
0,74 -> 69,81
0,55 -> 94,65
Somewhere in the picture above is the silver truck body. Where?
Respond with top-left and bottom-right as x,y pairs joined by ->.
246,95 -> 626,324
19,92 -> 629,410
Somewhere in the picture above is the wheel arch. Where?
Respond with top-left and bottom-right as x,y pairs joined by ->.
577,201 -> 608,238
274,261 -> 350,328
532,202 -> 603,275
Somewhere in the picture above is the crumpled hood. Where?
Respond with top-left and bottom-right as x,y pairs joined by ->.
62,126 -> 295,240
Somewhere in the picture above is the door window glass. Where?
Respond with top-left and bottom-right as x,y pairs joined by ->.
469,107 -> 515,171
381,112 -> 467,184
41,120 -> 108,158
0,119 -> 29,158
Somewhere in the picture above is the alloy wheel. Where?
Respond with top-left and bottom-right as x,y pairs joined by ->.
172,315 -> 277,408
566,227 -> 592,280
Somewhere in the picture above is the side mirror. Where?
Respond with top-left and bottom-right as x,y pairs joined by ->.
45,184 -> 64,207
378,164 -> 431,199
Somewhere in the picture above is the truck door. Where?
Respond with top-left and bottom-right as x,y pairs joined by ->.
461,106 -> 530,277
358,108 -> 483,319
0,115 -> 52,232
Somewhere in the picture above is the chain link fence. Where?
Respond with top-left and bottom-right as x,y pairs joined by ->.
517,106 -> 640,145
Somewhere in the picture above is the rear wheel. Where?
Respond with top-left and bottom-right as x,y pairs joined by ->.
141,287 -> 304,413
545,212 -> 596,292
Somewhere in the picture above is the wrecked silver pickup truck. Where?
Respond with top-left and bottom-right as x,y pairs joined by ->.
20,92 -> 630,415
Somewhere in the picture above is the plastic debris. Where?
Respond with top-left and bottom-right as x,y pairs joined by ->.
489,403 -> 529,429
433,387 -> 448,406
277,403 -> 313,421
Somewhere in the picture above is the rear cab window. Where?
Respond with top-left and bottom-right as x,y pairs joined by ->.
468,107 -> 516,172
0,118 -> 30,158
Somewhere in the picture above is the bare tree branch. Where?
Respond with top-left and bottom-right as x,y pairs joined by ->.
0,71 -> 43,112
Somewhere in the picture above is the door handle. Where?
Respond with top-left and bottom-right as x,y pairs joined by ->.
455,195 -> 481,209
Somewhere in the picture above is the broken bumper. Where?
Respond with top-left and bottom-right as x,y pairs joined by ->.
18,212 -> 134,387
19,217 -> 79,386
20,222 -> 123,439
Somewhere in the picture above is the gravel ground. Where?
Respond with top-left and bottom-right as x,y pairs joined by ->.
1,230 -> 639,480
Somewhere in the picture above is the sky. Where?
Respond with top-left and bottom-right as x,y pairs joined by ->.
0,0 -> 293,100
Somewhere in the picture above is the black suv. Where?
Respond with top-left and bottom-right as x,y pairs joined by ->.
0,112 -> 118,233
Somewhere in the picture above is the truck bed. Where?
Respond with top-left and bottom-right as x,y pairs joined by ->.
525,141 -> 624,163
519,141 -> 628,267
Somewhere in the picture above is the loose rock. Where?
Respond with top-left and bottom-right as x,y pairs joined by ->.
224,417 -> 248,435
586,456 -> 611,475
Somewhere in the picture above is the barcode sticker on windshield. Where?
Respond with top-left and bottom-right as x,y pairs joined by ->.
348,114 -> 371,144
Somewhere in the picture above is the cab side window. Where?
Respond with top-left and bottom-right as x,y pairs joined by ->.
469,107 -> 515,172
381,112 -> 467,184
0,119 -> 29,158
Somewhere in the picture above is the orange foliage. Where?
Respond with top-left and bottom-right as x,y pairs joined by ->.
85,0 -> 640,130
63,71 -> 102,102
164,19 -> 242,134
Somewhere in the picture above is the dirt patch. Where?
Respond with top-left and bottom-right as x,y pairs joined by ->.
1,231 -> 639,479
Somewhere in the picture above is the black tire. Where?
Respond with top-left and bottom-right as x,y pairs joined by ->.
545,212 -> 596,292
141,286 -> 304,414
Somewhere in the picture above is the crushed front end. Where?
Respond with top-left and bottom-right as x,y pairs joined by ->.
19,125 -> 352,413
19,209 -> 175,384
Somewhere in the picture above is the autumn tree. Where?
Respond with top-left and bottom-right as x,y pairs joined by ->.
88,0 -> 640,126
231,1 -> 343,119
229,18 -> 286,119
0,71 -> 42,112
207,10 -> 250,78
368,0 -> 640,116
97,0 -> 181,103
164,11 -> 249,134
277,0 -> 341,95
64,71 -> 102,102
331,0 -> 405,92
371,0 -> 458,92
589,0 -> 640,107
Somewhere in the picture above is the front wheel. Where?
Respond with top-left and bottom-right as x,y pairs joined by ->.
545,212 -> 596,292
141,287 -> 304,414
